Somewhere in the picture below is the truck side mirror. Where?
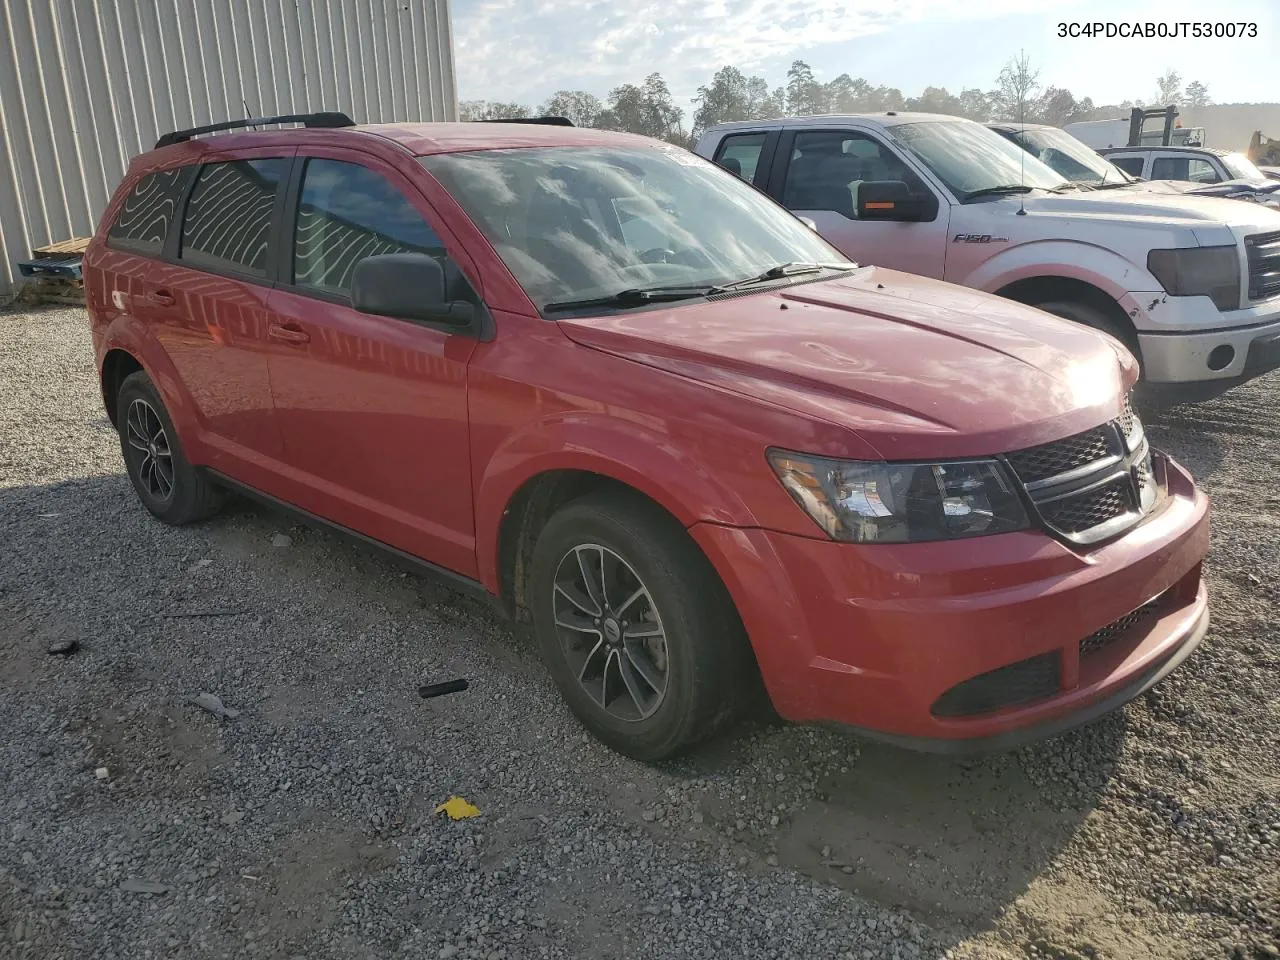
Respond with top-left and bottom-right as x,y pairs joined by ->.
856,181 -> 934,222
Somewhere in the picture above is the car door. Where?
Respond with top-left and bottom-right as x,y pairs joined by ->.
263,151 -> 482,577
141,150 -> 294,481
766,127 -> 948,278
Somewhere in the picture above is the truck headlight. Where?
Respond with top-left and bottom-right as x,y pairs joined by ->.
767,450 -> 1030,543
1147,246 -> 1240,311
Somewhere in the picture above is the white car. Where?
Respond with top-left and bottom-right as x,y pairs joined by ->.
695,113 -> 1280,401
1098,145 -> 1270,186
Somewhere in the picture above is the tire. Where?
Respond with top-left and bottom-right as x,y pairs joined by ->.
528,489 -> 755,761
1034,299 -> 1142,368
116,371 -> 223,525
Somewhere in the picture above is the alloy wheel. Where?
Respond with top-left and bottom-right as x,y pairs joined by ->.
551,543 -> 669,722
124,398 -> 175,502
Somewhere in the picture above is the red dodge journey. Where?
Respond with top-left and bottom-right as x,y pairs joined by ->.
84,112 -> 1210,760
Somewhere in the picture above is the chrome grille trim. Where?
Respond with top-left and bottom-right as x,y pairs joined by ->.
1002,395 -> 1157,545
1245,230 -> 1280,303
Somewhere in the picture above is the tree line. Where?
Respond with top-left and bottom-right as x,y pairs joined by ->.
459,57 -> 1213,148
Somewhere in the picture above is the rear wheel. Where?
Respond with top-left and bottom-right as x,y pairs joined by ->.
116,371 -> 223,525
528,490 -> 754,761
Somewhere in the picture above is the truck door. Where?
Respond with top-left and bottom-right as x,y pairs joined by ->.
764,127 -> 949,279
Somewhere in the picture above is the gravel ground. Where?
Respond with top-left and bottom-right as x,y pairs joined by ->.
2,306 -> 1278,960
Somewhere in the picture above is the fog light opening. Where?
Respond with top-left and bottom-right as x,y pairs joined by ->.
1207,344 -> 1235,371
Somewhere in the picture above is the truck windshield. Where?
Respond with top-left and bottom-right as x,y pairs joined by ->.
889,120 -> 1070,201
421,146 -> 849,312
1221,152 -> 1266,181
1010,128 -> 1133,186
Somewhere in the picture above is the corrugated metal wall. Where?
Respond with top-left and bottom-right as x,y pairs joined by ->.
0,0 -> 457,295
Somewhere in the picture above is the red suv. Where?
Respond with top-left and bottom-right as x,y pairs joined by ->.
85,112 -> 1210,760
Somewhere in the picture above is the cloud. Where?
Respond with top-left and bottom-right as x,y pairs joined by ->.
452,0 -> 1051,109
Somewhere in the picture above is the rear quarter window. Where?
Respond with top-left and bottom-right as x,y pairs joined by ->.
106,168 -> 189,256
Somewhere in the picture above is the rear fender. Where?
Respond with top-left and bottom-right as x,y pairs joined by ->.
99,314 -> 202,456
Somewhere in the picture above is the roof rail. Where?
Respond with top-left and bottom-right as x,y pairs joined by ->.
155,111 -> 356,149
476,116 -> 574,127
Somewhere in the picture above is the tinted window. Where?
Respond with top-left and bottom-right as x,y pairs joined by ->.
784,131 -> 926,218
1107,156 -> 1146,177
294,159 -> 445,298
180,159 -> 290,276
108,168 -> 188,254
714,133 -> 766,182
1152,156 -> 1221,183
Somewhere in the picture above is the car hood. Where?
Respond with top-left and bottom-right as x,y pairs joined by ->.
556,267 -> 1135,461
1017,187 -> 1280,227
1136,178 -> 1280,207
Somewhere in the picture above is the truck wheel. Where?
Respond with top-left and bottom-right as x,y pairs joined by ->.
116,371 -> 224,525
528,489 -> 754,761
1034,300 -> 1142,368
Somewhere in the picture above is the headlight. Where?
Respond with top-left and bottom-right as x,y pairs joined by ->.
767,450 -> 1030,543
1147,245 -> 1240,311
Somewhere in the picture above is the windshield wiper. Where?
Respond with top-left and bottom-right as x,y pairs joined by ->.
961,185 -> 1036,203
719,261 -> 855,291
543,285 -> 719,313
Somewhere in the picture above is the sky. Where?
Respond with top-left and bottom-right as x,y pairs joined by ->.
450,0 -> 1279,120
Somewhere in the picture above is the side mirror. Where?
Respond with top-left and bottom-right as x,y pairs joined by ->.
856,180 -> 932,222
350,253 -> 474,326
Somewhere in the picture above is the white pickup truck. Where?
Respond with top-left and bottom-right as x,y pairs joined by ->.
694,113 -> 1280,401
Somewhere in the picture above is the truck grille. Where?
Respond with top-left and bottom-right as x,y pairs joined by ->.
1246,230 -> 1280,302
1003,395 -> 1156,545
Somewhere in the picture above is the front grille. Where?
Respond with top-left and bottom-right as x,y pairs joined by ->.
931,652 -> 1060,718
1246,230 -> 1280,302
1080,595 -> 1166,657
1003,394 -> 1154,544
1005,426 -> 1114,484
1117,394 -> 1137,441
1040,479 -> 1133,535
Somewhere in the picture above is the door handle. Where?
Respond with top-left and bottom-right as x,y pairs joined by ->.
268,321 -> 311,344
148,288 -> 175,306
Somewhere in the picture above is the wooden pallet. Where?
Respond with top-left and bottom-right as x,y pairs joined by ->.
33,237 -> 90,256
18,274 -> 85,307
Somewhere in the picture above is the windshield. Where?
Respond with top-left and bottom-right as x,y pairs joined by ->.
889,120 -> 1069,200
420,146 -> 848,311
1011,128 -> 1131,186
1221,152 -> 1265,181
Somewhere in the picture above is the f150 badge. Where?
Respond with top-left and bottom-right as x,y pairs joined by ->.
952,234 -> 1009,243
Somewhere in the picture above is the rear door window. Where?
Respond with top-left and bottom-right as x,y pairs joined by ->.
107,168 -> 190,256
292,158 -> 447,299
713,134 -> 767,183
1108,155 -> 1146,177
179,158 -> 291,278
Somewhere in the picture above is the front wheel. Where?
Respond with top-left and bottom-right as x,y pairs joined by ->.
1034,299 -> 1142,369
528,490 -> 755,761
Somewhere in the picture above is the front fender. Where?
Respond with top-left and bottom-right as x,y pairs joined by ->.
474,411 -> 763,594
958,240 -> 1156,306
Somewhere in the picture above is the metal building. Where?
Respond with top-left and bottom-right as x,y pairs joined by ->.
0,0 -> 458,296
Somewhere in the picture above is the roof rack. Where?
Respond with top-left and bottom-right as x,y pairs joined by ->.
476,116 -> 574,127
155,111 -> 355,149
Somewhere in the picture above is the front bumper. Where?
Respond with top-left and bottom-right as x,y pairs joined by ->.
1128,293 -> 1280,385
689,455 -> 1210,749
